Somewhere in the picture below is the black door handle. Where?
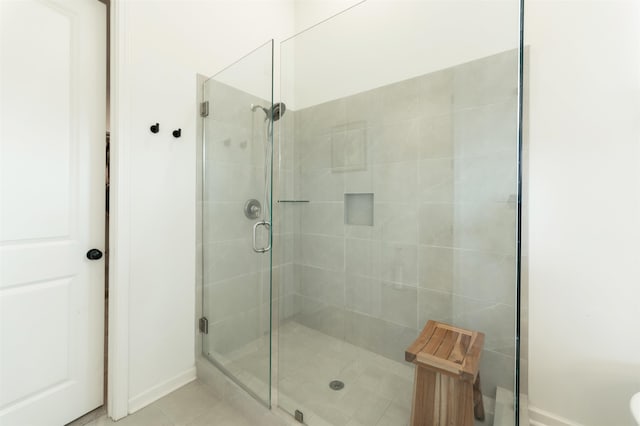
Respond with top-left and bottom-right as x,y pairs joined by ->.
86,249 -> 103,260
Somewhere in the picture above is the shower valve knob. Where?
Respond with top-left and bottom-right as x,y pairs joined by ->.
244,199 -> 261,219
150,123 -> 159,133
172,128 -> 181,138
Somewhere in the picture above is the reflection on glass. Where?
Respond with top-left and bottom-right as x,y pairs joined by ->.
201,40 -> 274,407
276,1 -> 521,425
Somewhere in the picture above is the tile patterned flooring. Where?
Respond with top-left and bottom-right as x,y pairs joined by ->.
74,380 -> 288,426
276,321 -> 415,426
76,320 -> 496,426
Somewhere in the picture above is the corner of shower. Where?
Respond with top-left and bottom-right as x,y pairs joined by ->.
196,1 -> 526,425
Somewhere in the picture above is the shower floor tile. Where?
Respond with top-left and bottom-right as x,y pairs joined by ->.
203,320 -> 495,426
210,320 -> 412,425
275,321 -> 414,426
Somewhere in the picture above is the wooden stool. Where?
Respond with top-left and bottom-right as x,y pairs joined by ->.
405,320 -> 485,426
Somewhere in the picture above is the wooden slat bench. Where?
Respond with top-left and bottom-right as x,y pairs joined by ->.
405,320 -> 485,426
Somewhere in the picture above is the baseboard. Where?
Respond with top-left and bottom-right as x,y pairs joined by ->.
128,367 -> 197,414
528,406 -> 585,426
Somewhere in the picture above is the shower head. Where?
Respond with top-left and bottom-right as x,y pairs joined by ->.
250,102 -> 287,122
271,102 -> 286,121
250,104 -> 268,114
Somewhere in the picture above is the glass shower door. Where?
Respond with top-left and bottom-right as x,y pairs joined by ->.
201,40 -> 274,406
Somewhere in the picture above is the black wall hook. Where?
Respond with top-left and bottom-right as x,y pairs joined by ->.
150,123 -> 159,133
172,128 -> 181,138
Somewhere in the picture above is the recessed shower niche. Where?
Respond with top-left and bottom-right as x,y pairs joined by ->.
344,193 -> 374,226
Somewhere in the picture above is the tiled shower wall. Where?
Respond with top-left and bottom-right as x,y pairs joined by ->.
279,49 -> 519,397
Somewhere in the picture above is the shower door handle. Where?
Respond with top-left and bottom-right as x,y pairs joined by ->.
252,220 -> 271,253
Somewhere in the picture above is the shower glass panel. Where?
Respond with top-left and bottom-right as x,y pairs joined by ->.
277,2 -> 521,425
201,40 -> 274,406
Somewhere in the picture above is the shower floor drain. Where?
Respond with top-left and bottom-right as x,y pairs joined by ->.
329,380 -> 345,391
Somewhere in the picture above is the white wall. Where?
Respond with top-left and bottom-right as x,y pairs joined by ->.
526,0 -> 640,425
293,0 -> 361,32
112,0 -> 640,422
288,0 -> 519,109
112,0 -> 295,413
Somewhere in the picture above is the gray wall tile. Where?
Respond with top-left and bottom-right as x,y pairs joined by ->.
379,282 -> 418,328
297,234 -> 345,271
453,97 -> 518,158
299,202 -> 345,236
417,288 -> 453,328
274,50 -> 520,397
418,203 -> 454,246
296,264 -> 346,307
419,114 -> 453,159
453,50 -> 519,109
418,245 -> 454,292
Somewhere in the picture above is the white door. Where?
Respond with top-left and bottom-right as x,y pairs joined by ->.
0,0 -> 106,424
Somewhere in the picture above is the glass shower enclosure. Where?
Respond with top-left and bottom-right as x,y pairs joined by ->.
199,1 -> 523,425
200,40 -> 274,406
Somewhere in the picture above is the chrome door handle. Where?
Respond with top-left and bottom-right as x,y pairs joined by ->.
252,220 -> 271,253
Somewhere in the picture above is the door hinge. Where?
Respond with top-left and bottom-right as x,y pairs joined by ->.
200,101 -> 209,117
199,317 -> 209,334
